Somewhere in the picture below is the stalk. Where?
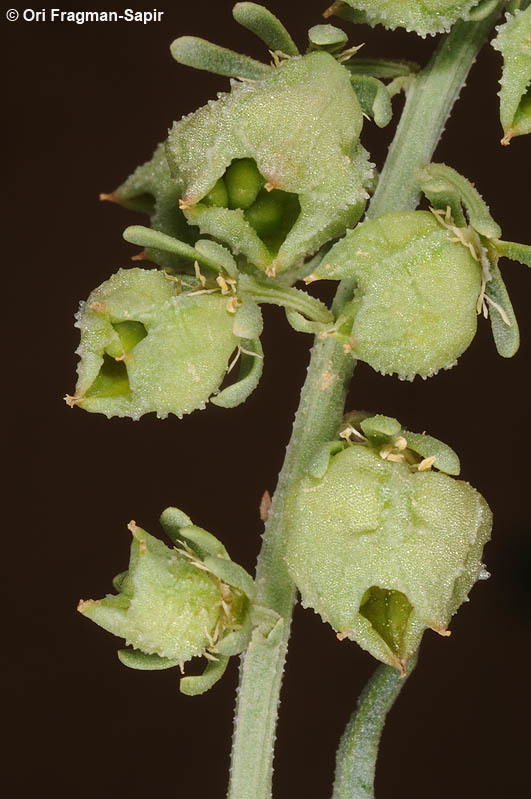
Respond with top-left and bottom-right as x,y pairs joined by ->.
331,656 -> 417,799
227,9 -> 503,799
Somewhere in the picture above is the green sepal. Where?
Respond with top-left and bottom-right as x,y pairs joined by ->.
159,507 -> 229,559
349,75 -> 393,128
360,414 -> 401,441
334,0 -> 482,36
308,440 -> 349,479
285,310 -> 327,335
492,7 -> 531,143
117,649 -> 179,670
232,3 -> 299,56
216,614 -> 254,656
485,258 -> 520,358
496,239 -> 531,268
212,337 -> 264,409
308,24 -> 348,53
123,226 -> 224,275
343,57 -> 420,80
417,163 -> 501,239
402,431 -> 461,475
180,655 -> 230,696
195,239 -> 239,278
238,273 -> 333,324
202,556 -> 257,601
232,299 -> 263,339
110,142 -> 194,272
170,36 -> 271,80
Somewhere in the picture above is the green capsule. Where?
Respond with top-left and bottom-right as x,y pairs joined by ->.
313,210 -> 483,379
336,0 -> 483,37
167,51 -> 372,275
492,6 -> 531,143
285,420 -> 492,672
68,268 -> 240,419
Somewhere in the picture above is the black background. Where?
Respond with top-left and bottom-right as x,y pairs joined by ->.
4,0 -> 531,796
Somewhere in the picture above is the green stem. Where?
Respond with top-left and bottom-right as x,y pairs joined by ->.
331,656 -> 417,799
227,9 -> 503,799
369,7 -> 504,217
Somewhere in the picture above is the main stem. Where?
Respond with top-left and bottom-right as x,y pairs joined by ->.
227,10 -> 502,799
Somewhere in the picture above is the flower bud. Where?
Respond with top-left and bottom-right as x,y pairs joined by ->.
67,268 -> 242,419
285,414 -> 492,673
313,210 -> 483,379
492,6 -> 531,144
167,51 -> 373,276
333,0 -> 485,37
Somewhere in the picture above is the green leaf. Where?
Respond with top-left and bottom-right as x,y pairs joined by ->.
203,555 -> 257,600
349,75 -> 393,127
232,3 -> 299,56
170,36 -> 271,79
492,7 -> 531,143
180,655 -> 230,696
232,299 -> 264,339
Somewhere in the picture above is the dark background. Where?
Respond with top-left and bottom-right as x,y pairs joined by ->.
4,0 -> 530,796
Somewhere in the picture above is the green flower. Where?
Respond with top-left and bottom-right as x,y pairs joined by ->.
285,414 -> 492,672
311,210 -> 483,379
67,267 -> 262,419
166,51 -> 372,276
79,508 -> 258,694
492,6 -> 531,144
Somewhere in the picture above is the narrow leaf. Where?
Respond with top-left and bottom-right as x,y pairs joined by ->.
486,262 -> 520,358
170,36 -> 271,80
232,3 -> 299,56
496,239 -> 531,268
350,75 -> 393,127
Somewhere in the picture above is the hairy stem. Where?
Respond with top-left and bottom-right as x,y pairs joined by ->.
227,9 -> 503,799
331,657 -> 418,799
